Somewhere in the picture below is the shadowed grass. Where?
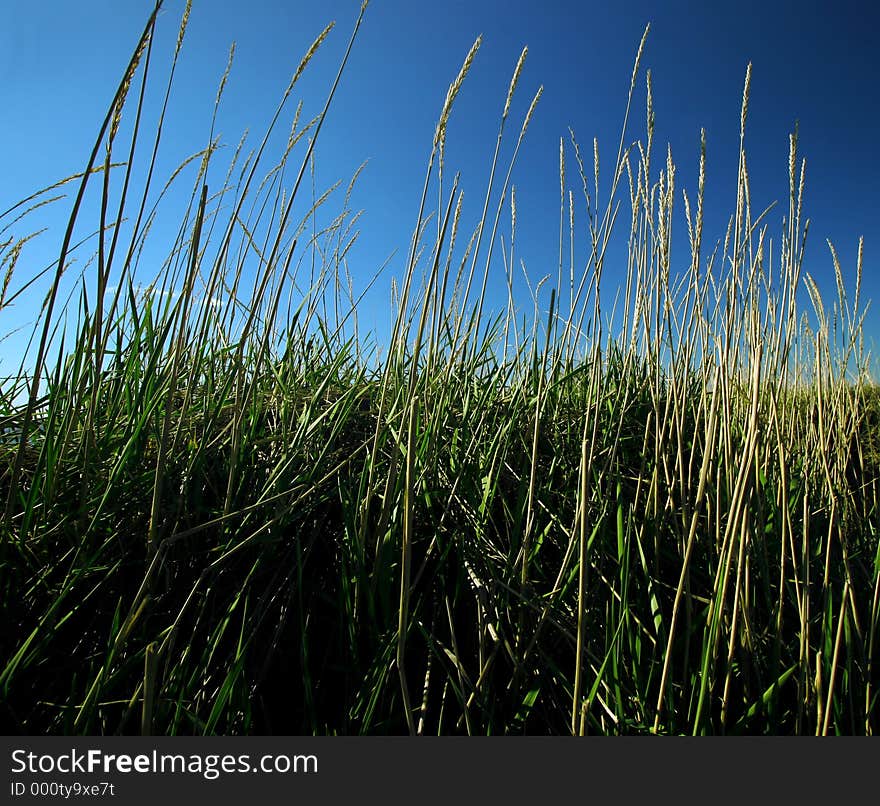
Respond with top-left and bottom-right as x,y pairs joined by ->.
1,2 -> 878,735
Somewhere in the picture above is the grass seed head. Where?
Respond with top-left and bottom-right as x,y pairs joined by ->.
503,46 -> 528,121
436,35 -> 483,151
176,0 -> 192,57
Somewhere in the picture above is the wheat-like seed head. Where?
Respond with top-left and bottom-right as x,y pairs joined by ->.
855,237 -> 863,312
828,240 -> 845,310
445,188 -> 464,264
111,34 -> 149,141
631,23 -> 651,91
436,35 -> 483,149
635,140 -> 646,190
503,46 -> 528,121
683,187 -> 695,256
176,0 -> 192,57
696,128 -> 705,235
740,151 -> 750,215
167,147 -> 212,192
797,157 -> 806,226
216,43 -> 236,107
805,273 -> 826,332
625,153 -> 636,213
285,22 -> 335,100
521,85 -> 543,135
657,169 -> 666,251
0,244 -> 19,309
593,137 -> 599,193
511,186 -> 517,242
285,101 -> 305,154
740,62 -> 752,140
452,188 -> 464,241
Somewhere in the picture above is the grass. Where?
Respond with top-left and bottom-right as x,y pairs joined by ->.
1,1 -> 878,735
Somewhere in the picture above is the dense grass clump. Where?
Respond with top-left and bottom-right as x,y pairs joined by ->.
1,2 -> 878,735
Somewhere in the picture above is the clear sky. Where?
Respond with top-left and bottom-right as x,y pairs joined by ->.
1,0 -> 877,382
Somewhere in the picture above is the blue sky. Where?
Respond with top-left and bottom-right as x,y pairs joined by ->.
1,0 -> 877,382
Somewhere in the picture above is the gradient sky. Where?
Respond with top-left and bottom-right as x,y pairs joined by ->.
1,0 -> 877,382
